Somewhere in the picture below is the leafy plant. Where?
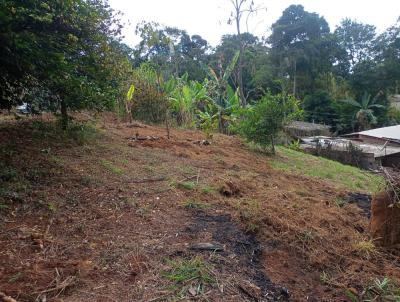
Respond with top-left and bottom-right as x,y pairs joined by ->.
125,84 -> 135,123
341,92 -> 385,130
238,93 -> 302,154
162,257 -> 214,284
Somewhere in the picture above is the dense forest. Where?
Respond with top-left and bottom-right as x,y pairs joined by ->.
1,0 -> 399,139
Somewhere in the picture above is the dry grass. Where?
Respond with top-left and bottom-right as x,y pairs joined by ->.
0,113 -> 399,302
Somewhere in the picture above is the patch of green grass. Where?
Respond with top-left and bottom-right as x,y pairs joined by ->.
50,155 -> 65,166
100,159 -> 124,176
8,272 -> 22,283
0,166 -> 19,182
183,199 -> 209,209
271,147 -> 384,193
361,277 -> 400,301
162,257 -> 214,285
201,185 -> 216,194
0,203 -> 9,210
334,198 -> 346,207
47,202 -> 57,212
178,181 -> 196,190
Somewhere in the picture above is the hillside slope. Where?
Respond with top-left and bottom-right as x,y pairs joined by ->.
0,115 -> 398,302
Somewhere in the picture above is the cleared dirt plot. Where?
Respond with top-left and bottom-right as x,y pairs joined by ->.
1,115 -> 399,302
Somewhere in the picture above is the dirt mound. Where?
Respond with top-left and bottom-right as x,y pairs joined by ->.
370,191 -> 400,246
219,181 -> 242,197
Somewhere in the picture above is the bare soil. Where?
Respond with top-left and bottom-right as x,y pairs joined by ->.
1,114 -> 399,302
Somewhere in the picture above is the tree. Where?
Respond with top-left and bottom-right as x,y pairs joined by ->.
341,92 -> 386,130
211,33 -> 270,100
303,90 -> 336,126
238,93 -> 302,154
227,0 -> 266,106
134,22 -> 209,81
268,5 -> 335,98
334,19 -> 377,71
374,18 -> 400,94
0,0 -> 131,127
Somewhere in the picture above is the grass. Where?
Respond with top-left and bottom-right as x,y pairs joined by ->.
233,199 -> 263,233
178,181 -> 196,190
162,257 -> 214,285
353,239 -> 376,258
201,185 -> 216,194
183,199 -> 209,209
347,277 -> 400,302
99,159 -> 124,176
271,147 -> 384,193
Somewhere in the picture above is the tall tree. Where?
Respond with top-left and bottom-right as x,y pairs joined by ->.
134,22 -> 209,81
334,19 -> 377,71
227,0 -> 266,106
0,0 -> 131,127
268,5 -> 334,98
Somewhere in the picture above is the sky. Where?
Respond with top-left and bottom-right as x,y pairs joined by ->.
108,0 -> 400,47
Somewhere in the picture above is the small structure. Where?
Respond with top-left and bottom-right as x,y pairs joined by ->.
285,121 -> 331,138
300,134 -> 400,170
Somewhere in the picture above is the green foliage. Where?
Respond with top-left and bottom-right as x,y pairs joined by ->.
100,159 -> 124,176
341,92 -> 386,130
0,0 -> 132,119
130,64 -> 168,124
178,181 -> 196,190
162,257 -> 214,285
238,93 -> 302,153
303,90 -> 336,125
183,199 -> 208,209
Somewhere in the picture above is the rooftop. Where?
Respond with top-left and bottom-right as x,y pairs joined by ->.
301,136 -> 400,158
357,125 -> 400,141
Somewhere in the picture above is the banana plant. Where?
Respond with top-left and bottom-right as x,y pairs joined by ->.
201,51 -> 241,133
125,84 -> 135,123
165,74 -> 210,126
341,92 -> 385,130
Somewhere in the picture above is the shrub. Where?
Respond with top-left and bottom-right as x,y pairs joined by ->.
130,64 -> 168,123
238,93 -> 302,153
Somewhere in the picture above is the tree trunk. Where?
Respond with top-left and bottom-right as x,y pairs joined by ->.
270,135 -> 275,155
60,99 -> 68,130
235,9 -> 246,107
165,111 -> 170,139
292,59 -> 297,97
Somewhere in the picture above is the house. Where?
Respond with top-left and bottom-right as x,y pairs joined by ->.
342,125 -> 400,146
285,121 -> 331,138
300,125 -> 400,170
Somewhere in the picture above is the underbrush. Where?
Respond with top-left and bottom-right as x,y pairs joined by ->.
0,119 -> 100,211
271,146 -> 384,193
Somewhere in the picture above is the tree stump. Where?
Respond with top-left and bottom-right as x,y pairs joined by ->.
370,191 -> 400,247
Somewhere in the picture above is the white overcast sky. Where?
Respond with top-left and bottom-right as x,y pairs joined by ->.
108,0 -> 400,47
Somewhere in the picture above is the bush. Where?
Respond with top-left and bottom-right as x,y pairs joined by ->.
130,65 -> 168,124
238,93 -> 302,153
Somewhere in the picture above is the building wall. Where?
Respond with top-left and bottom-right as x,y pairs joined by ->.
381,153 -> 400,168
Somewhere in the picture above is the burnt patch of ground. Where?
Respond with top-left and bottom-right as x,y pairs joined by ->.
186,210 -> 289,301
345,192 -> 372,218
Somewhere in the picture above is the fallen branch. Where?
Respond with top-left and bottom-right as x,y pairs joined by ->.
382,168 -> 400,204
